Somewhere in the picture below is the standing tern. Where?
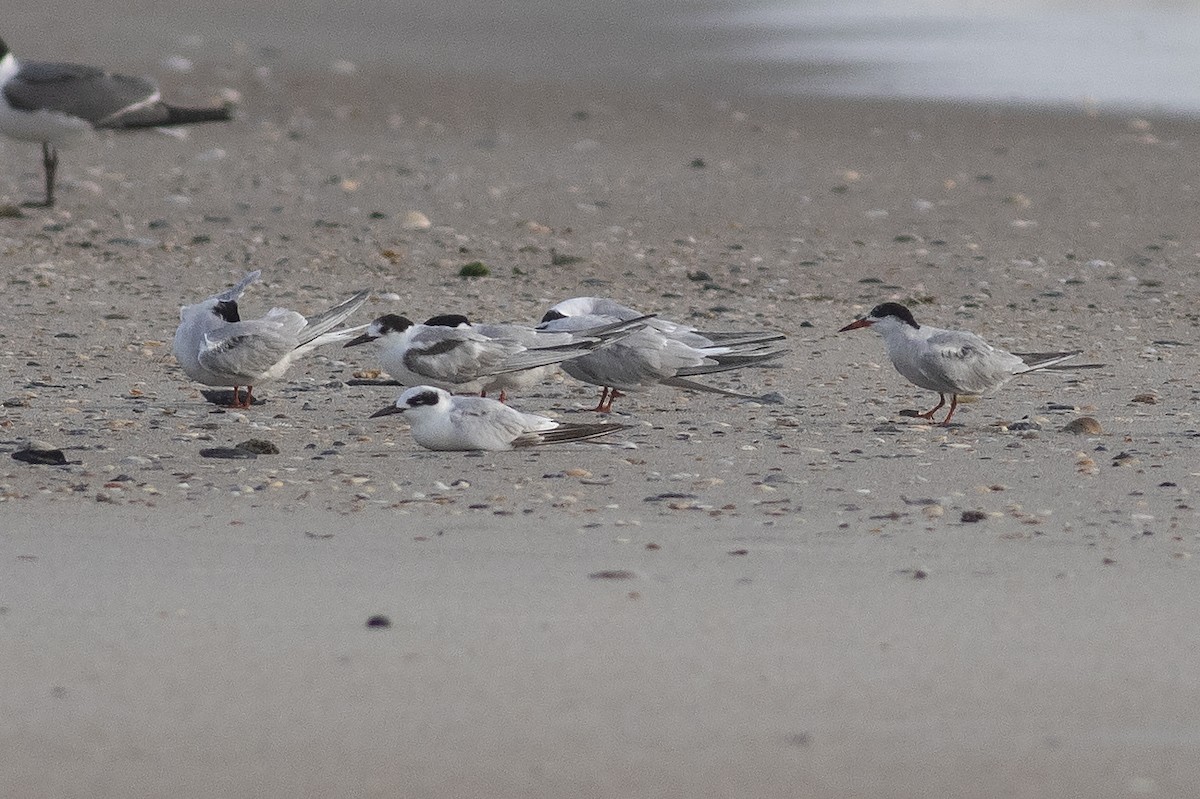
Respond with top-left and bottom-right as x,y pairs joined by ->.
369,385 -> 631,451
838,301 -> 1102,425
173,271 -> 369,408
343,312 -> 647,400
0,35 -> 232,207
539,297 -> 788,412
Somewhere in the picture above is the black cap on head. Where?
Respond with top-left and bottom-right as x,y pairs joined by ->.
404,389 -> 442,408
212,299 -> 240,323
540,309 -> 568,323
375,314 -> 414,334
870,302 -> 920,329
424,314 -> 471,328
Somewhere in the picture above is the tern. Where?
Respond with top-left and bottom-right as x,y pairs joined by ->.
839,301 -> 1102,425
369,385 -> 630,451
0,35 -> 232,207
539,297 -> 787,412
173,271 -> 369,408
344,312 -> 646,401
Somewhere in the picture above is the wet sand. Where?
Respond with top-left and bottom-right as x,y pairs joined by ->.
2,12 -> 1200,798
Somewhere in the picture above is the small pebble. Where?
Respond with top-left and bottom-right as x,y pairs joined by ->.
961,510 -> 987,523
236,439 -> 280,455
589,570 -> 636,580
365,615 -> 391,628
199,448 -> 257,460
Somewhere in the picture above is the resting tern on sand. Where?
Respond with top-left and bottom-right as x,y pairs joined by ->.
538,297 -> 788,412
838,302 -> 1102,425
0,35 -> 232,207
173,271 -> 369,409
343,312 -> 648,401
369,385 -> 630,451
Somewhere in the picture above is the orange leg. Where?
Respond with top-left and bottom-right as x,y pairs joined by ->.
939,394 -> 960,426
498,390 -> 508,404
591,387 -> 612,413
229,386 -> 255,409
915,394 -> 946,420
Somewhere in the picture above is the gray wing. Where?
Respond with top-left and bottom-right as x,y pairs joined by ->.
6,61 -> 162,125
403,331 -> 512,382
920,331 -> 1021,393
217,270 -> 261,303
197,321 -> 296,381
450,399 -> 541,449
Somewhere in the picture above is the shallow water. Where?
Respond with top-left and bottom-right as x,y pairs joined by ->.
11,0 -> 1200,116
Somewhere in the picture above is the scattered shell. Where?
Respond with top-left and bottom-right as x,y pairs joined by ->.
922,504 -> 945,519
1060,417 -> 1103,435
401,211 -> 431,230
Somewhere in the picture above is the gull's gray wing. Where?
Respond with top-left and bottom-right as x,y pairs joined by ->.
197,319 -> 299,381
5,61 -> 161,125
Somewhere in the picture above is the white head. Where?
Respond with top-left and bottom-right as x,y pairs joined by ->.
369,385 -> 452,419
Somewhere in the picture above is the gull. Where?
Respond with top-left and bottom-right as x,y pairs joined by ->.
839,301 -> 1103,425
369,385 -> 631,451
538,297 -> 788,412
173,271 -> 369,408
343,312 -> 646,401
0,35 -> 232,207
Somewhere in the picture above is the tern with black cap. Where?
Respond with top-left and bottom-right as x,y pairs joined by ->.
839,301 -> 1102,425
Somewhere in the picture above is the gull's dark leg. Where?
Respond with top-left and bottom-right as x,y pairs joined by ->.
43,143 -> 57,207
21,142 -> 58,207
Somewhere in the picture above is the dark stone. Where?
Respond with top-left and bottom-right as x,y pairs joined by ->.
12,448 -> 67,465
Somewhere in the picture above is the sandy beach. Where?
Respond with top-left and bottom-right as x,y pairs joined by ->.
3,5 -> 1200,797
